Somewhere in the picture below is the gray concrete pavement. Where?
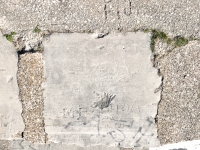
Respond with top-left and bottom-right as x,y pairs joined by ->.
0,0 -> 200,39
43,32 -> 161,149
0,32 -> 24,140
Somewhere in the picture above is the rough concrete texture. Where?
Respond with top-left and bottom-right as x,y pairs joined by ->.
43,32 -> 161,149
0,140 -> 9,150
156,41 -> 200,144
0,32 -> 24,139
0,0 -> 200,39
17,53 -> 46,143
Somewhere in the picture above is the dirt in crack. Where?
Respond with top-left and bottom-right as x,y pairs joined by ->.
17,51 -> 47,143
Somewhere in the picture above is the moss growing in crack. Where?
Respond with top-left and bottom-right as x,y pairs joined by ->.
150,38 -> 156,53
150,30 -> 169,52
150,29 -> 190,53
174,36 -> 188,47
4,32 -> 16,42
143,29 -> 151,33
152,30 -> 168,41
34,26 -> 41,33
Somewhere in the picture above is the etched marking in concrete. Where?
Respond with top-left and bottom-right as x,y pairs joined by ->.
0,32 -> 24,139
43,33 -> 161,148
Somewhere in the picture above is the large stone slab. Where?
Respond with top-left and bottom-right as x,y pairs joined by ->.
43,33 -> 161,149
0,32 -> 24,139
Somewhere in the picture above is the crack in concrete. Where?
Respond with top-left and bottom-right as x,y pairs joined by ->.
104,4 -> 107,20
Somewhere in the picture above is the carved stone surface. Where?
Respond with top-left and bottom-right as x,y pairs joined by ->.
0,32 -> 24,139
43,32 -> 161,148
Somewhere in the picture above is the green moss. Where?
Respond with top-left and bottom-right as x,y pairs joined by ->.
151,30 -> 168,52
150,38 -> 156,53
4,32 -> 16,42
144,29 -> 151,33
34,26 -> 41,33
152,30 -> 168,41
150,29 -> 190,53
174,36 -> 188,47
167,38 -> 173,44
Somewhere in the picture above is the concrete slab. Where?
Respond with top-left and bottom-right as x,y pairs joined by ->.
43,33 -> 161,149
0,32 -> 24,139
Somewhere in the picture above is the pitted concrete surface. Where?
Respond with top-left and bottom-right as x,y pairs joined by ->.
0,32 -> 24,140
17,53 -> 46,143
0,0 -> 200,38
43,32 -> 161,149
156,41 -> 200,144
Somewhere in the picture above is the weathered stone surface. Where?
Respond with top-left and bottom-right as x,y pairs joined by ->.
157,41 -> 200,144
43,32 -> 161,149
17,53 -> 46,143
0,32 -> 24,139
0,0 -> 200,38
